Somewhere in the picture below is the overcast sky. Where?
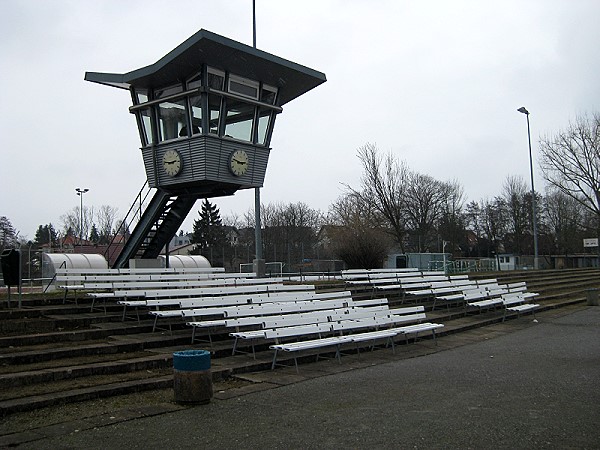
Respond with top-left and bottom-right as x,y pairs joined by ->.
2,0 -> 600,240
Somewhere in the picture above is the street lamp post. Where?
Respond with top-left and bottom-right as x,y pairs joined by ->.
75,188 -> 89,244
517,107 -> 539,269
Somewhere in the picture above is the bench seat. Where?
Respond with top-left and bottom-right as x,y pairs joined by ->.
466,298 -> 503,311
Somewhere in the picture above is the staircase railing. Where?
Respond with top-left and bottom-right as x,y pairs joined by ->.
103,181 -> 154,265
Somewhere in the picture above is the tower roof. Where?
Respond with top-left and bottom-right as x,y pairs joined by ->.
85,29 -> 326,106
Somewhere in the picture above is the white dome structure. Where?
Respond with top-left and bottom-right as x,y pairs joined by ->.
43,253 -> 108,276
159,255 -> 211,269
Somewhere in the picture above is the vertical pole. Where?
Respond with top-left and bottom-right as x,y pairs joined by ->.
525,114 -> 539,270
252,0 -> 265,277
80,193 -> 84,245
255,188 -> 262,260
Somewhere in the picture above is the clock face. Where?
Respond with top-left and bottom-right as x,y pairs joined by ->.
229,150 -> 249,176
163,150 -> 182,176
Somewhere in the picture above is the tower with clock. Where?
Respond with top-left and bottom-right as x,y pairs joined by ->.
85,29 -> 326,268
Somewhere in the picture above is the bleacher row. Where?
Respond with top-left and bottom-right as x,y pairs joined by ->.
341,268 -> 540,320
54,266 -> 539,372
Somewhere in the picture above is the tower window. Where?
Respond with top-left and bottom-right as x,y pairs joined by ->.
228,74 -> 259,100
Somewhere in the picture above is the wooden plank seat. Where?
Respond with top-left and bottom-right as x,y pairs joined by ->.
58,271 -> 253,285
81,277 -> 281,299
405,285 -> 464,299
502,292 -> 540,322
151,291 -> 353,333
187,297 -> 356,343
94,283 -> 315,315
94,283 -> 315,300
269,315 -> 444,372
82,276 -> 280,291
228,301 -> 401,356
227,303 -> 436,366
84,277 -> 283,311
55,267 -> 227,295
432,293 -> 465,310
506,282 -> 527,292
342,269 -> 434,292
464,288 -> 508,313
466,297 -> 504,312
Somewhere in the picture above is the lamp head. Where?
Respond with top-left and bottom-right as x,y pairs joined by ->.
517,107 -> 529,115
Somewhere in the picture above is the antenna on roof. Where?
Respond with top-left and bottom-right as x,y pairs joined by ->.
252,0 -> 257,48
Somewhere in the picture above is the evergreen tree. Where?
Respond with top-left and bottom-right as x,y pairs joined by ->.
191,199 -> 226,254
89,224 -> 100,244
33,224 -> 58,247
0,216 -> 18,252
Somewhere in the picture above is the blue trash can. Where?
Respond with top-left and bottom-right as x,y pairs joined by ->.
173,350 -> 212,404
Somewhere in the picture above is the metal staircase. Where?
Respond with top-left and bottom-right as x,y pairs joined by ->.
109,185 -> 197,269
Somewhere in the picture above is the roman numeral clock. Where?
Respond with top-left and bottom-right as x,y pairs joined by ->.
85,29 -> 326,268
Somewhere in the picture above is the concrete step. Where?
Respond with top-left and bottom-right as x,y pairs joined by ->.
0,268 -> 596,418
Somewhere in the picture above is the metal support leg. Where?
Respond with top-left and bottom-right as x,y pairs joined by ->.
271,349 -> 279,370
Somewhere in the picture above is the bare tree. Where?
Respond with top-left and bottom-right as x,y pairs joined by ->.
404,171 -> 447,252
96,205 -> 119,244
437,179 -> 466,253
60,206 -> 94,241
539,113 -> 600,244
350,143 -> 410,252
327,193 -> 391,268
480,197 -> 507,259
259,202 -> 323,268
502,175 -> 530,254
543,187 -> 585,255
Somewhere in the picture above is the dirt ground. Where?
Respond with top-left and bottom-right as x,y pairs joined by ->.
0,377 -> 252,436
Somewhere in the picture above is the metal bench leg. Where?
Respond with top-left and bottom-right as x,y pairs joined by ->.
335,345 -> 342,364
271,349 -> 279,370
232,337 -> 240,356
354,342 -> 361,359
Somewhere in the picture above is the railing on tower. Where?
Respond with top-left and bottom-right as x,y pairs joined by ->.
103,181 -> 154,266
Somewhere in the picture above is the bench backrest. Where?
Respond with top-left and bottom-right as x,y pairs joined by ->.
176,290 -> 349,308
263,323 -> 332,339
83,277 -> 282,291
113,283 -> 315,299
221,298 -> 352,319
56,267 -> 226,276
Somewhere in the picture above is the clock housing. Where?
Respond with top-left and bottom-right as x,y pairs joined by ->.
229,150 -> 249,176
162,149 -> 181,176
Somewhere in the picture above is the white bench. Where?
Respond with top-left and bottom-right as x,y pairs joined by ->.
269,316 -> 443,372
188,296 -> 357,344
228,301 -> 397,356
263,305 -> 442,371
502,293 -> 540,321
143,290 -> 352,332
98,283 -> 315,316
